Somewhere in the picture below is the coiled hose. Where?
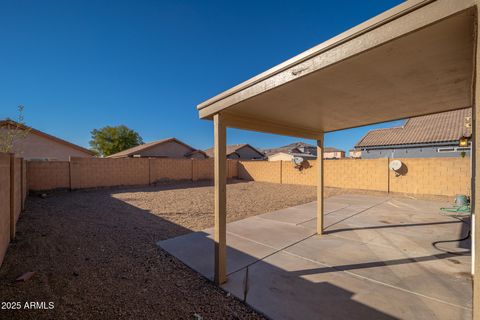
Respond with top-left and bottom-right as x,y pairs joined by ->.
431,205 -> 471,255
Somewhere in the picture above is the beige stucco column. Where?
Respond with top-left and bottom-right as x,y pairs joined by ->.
475,99 -> 479,320
317,134 -> 324,235
474,7 -> 479,319
213,113 -> 227,284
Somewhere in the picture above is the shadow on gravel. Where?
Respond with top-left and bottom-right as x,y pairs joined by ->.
0,189 -> 264,320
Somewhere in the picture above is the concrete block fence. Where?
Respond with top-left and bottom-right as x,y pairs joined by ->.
238,157 -> 470,197
26,156 -> 470,197
0,153 -> 27,267
2,155 -> 469,267
27,157 -> 239,191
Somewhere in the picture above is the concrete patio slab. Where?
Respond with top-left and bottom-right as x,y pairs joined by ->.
323,194 -> 389,207
222,216 -> 315,249
223,251 -> 470,320
157,194 -> 472,320
284,236 -> 472,308
159,230 -> 277,280
257,206 -> 316,225
258,201 -> 349,225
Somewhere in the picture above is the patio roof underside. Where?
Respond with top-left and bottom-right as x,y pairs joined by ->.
198,1 -> 476,139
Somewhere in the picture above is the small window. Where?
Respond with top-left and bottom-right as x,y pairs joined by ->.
437,147 -> 455,153
456,147 -> 470,151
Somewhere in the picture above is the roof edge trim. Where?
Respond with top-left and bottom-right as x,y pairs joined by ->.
196,0 -> 435,112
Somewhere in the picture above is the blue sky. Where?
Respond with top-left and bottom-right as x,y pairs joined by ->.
0,0 -> 405,151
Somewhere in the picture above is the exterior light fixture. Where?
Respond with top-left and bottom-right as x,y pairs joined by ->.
459,136 -> 469,147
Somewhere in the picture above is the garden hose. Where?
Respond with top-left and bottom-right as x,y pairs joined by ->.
431,205 -> 471,255
439,205 -> 471,215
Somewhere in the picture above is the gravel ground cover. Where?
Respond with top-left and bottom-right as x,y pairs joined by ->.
0,180 -> 328,320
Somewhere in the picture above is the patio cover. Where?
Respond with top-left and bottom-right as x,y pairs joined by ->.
197,0 -> 479,318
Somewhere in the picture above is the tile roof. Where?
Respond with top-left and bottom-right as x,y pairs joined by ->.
263,142 -> 314,156
107,138 -> 196,158
204,144 -> 264,158
184,149 -> 208,158
355,108 -> 472,148
263,142 -> 343,156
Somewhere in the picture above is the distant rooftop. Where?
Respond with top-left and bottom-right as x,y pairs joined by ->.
204,144 -> 264,158
355,108 -> 472,148
324,147 -> 344,153
264,142 -> 343,156
0,119 -> 95,156
107,138 -> 202,158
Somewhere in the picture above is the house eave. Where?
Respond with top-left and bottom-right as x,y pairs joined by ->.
356,141 -> 463,150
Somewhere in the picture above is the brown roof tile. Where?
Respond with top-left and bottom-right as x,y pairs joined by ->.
107,138 -> 197,158
263,142 -> 343,155
263,142 -> 314,156
355,108 -> 472,148
204,144 -> 264,158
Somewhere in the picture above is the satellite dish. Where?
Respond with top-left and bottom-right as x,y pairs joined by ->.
292,156 -> 304,166
389,160 -> 403,171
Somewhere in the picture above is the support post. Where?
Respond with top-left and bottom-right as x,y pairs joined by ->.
470,6 -> 480,320
474,122 -> 478,318
316,134 -> 324,235
475,99 -> 479,320
214,113 -> 227,284
473,8 -> 479,319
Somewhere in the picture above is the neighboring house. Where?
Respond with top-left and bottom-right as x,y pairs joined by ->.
349,149 -> 362,159
267,152 -> 316,162
323,147 -> 345,159
355,108 -> 472,159
108,138 -> 208,159
0,119 -> 95,161
204,144 -> 264,160
265,142 -> 345,160
264,142 -> 317,161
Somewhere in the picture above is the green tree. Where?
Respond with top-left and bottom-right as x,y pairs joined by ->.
89,125 -> 143,157
0,105 -> 31,153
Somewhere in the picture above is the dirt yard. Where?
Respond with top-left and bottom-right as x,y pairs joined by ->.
0,180 -> 342,320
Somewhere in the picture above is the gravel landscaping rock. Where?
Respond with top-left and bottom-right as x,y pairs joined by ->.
0,180 -> 322,319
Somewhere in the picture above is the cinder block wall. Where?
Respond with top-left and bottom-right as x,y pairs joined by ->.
191,159 -> 237,181
13,158 -> 22,228
22,160 -> 27,209
239,158 -> 470,197
70,157 -> 150,189
324,158 -> 389,191
150,158 -> 192,183
26,157 -> 470,197
27,161 -> 70,191
0,154 -> 10,266
239,161 -> 282,183
28,158 -> 239,191
239,159 -> 388,190
281,160 -> 316,186
389,158 -> 470,196
227,159 -> 238,179
194,159 -> 214,180
0,153 -> 27,267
